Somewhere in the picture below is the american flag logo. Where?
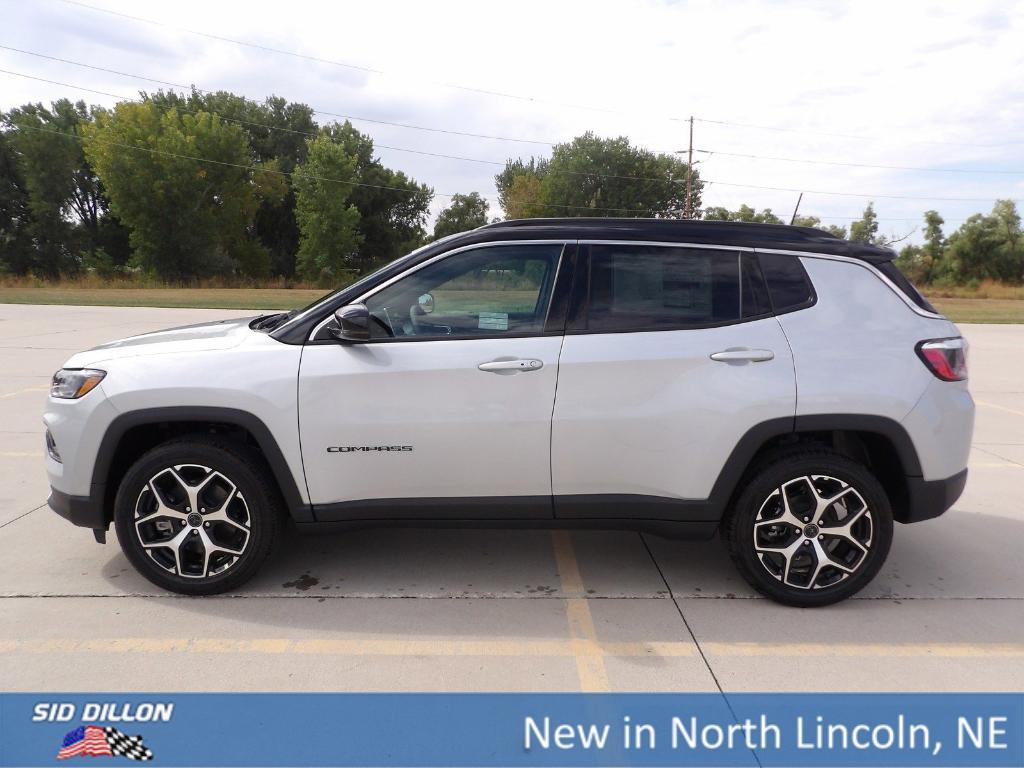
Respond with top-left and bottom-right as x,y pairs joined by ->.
57,725 -> 154,761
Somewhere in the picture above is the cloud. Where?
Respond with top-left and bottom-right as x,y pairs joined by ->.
2,0 -> 1023,239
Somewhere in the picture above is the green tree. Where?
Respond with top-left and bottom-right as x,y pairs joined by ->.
704,204 -> 783,224
945,213 -> 1001,282
920,210 -> 946,283
792,214 -> 846,238
146,90 -> 318,277
496,133 -> 699,218
0,131 -> 34,274
945,200 -> 1023,283
84,101 -> 270,280
433,192 -> 489,239
990,199 -> 1023,282
895,211 -> 947,284
849,202 -> 880,245
322,121 -> 431,272
3,99 -> 131,276
293,132 -> 363,282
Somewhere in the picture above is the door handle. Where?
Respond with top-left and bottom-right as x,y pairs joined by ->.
710,348 -> 775,363
478,359 -> 544,373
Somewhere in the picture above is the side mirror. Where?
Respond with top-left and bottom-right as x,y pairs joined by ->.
417,293 -> 435,315
329,303 -> 371,342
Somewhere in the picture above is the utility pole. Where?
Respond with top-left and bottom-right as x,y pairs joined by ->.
685,116 -> 694,219
789,192 -> 803,225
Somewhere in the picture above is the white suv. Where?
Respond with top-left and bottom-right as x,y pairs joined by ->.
43,219 -> 974,606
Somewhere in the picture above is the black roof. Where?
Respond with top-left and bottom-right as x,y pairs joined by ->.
477,217 -> 896,263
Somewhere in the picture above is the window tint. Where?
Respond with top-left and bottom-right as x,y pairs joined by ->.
364,244 -> 562,340
758,253 -> 815,313
740,253 -> 771,318
877,262 -> 937,313
585,245 -> 752,332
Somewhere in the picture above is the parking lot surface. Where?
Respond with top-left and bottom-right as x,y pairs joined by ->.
0,303 -> 1021,692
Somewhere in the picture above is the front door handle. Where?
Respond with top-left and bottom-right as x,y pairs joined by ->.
478,359 -> 544,374
710,348 -> 775,363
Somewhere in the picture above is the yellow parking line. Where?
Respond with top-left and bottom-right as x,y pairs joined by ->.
551,530 -> 585,595
976,400 -> 1024,418
971,462 -> 1023,469
0,452 -> 40,458
551,530 -> 610,692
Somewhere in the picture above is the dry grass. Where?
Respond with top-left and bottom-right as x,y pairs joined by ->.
1,277 -> 1023,323
924,280 -> 1024,300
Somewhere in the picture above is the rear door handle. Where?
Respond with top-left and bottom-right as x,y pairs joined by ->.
710,348 -> 775,363
478,359 -> 544,374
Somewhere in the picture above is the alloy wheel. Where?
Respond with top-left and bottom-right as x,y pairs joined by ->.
133,464 -> 251,579
752,474 -> 874,590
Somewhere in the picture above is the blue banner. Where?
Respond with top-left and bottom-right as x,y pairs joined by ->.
2,693 -> 1021,767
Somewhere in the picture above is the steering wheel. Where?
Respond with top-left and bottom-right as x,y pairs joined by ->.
409,304 -> 452,336
369,310 -> 395,338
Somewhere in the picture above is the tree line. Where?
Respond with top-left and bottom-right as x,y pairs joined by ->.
1,91 -> 1021,287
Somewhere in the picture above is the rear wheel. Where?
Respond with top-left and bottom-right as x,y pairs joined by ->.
723,449 -> 893,607
113,437 -> 280,595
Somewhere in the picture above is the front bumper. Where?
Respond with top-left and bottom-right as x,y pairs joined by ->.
48,486 -> 108,534
898,468 -> 968,523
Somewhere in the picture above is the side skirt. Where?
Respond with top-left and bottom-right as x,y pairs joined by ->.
294,517 -> 718,541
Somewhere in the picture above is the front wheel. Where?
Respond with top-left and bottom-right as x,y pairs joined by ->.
723,449 -> 893,607
113,437 -> 280,595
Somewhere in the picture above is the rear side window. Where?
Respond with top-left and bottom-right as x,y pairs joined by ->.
876,262 -> 937,313
583,245 -> 769,332
758,253 -> 815,313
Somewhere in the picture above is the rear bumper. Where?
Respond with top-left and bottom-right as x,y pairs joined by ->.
898,468 -> 968,523
48,486 -> 107,530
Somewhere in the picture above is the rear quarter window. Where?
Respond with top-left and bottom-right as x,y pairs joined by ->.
876,262 -> 938,313
757,253 -> 816,314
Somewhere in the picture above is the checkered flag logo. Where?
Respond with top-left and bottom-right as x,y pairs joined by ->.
57,725 -> 154,761
105,727 -> 154,761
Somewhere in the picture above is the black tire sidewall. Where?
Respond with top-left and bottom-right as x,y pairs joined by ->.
114,439 -> 278,595
727,452 -> 894,607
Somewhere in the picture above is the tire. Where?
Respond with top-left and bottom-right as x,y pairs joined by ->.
114,436 -> 281,595
722,449 -> 893,607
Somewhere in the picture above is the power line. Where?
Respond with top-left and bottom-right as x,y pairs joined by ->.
5,123 -> 674,215
8,43 -> 1024,185
0,67 -> 698,187
695,148 -> 1023,176
2,66 -> 1014,206
0,45 -> 558,146
53,0 -> 634,119
707,178 -> 1012,204
694,117 -> 1024,149
46,0 -> 1024,152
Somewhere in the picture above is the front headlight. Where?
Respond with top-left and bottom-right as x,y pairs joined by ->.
50,368 -> 106,399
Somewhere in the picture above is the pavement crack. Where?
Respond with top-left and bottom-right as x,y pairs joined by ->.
0,503 -> 46,530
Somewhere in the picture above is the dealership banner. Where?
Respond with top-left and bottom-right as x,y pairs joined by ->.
1,693 -> 1021,767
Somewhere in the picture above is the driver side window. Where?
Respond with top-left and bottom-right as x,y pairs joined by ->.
364,244 -> 564,340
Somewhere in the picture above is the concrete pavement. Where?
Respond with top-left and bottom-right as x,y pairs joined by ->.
0,304 -> 1021,692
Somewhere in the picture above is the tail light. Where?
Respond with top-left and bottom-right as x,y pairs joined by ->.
916,337 -> 967,382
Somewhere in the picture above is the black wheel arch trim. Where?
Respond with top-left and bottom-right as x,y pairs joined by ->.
90,406 -> 311,525
62,409 -> 939,534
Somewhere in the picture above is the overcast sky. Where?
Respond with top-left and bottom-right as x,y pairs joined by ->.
3,0 -> 1024,242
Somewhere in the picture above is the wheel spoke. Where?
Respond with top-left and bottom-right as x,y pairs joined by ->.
199,526 -> 246,557
811,538 -> 856,577
752,472 -> 875,592
133,463 -> 251,580
202,506 -> 249,533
